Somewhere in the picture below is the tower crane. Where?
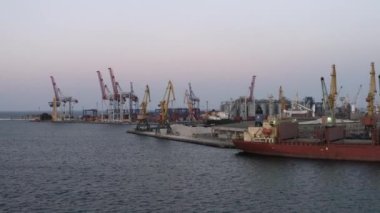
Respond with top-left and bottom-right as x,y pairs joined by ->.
362,62 -> 377,128
158,80 -> 175,133
136,85 -> 151,131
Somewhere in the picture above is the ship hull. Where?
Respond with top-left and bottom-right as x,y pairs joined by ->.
233,140 -> 380,162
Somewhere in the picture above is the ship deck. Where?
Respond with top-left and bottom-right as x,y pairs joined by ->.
273,138 -> 373,145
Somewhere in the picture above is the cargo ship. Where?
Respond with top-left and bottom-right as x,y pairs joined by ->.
233,120 -> 380,162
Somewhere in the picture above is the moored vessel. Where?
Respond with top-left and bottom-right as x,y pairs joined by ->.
234,62 -> 380,162
233,120 -> 380,162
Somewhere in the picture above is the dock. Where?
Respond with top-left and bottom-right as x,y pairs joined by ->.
127,128 -> 235,148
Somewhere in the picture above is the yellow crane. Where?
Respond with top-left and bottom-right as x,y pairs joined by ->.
158,81 -> 175,133
362,62 -> 377,128
136,85 -> 151,131
320,64 -> 338,125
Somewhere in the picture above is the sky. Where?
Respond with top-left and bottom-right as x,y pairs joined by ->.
1,0 -> 380,111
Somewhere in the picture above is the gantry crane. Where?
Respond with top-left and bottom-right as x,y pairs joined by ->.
157,80 -> 175,133
106,68 -> 139,122
115,80 -> 139,121
184,89 -> 195,122
49,76 -> 78,121
362,62 -> 377,128
97,70 -> 114,121
184,82 -> 200,122
136,85 -> 151,131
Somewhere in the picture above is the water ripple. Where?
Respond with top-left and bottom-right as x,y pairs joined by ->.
1,121 -> 380,212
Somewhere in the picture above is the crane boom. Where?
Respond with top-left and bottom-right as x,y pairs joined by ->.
108,67 -> 120,101
321,77 -> 330,115
188,83 -> 200,102
50,76 -> 60,102
96,71 -> 107,100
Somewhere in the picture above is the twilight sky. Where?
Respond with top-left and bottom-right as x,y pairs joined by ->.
1,0 -> 380,111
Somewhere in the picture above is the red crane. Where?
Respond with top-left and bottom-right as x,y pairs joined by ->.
108,67 -> 120,101
49,76 -> 78,120
96,71 -> 109,100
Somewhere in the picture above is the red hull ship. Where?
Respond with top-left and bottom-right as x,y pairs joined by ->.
234,62 -> 380,161
233,121 -> 380,162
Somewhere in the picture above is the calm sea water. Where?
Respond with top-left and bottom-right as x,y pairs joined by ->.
1,120 -> 380,212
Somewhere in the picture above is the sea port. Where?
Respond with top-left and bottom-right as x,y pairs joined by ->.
3,1 -> 380,211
